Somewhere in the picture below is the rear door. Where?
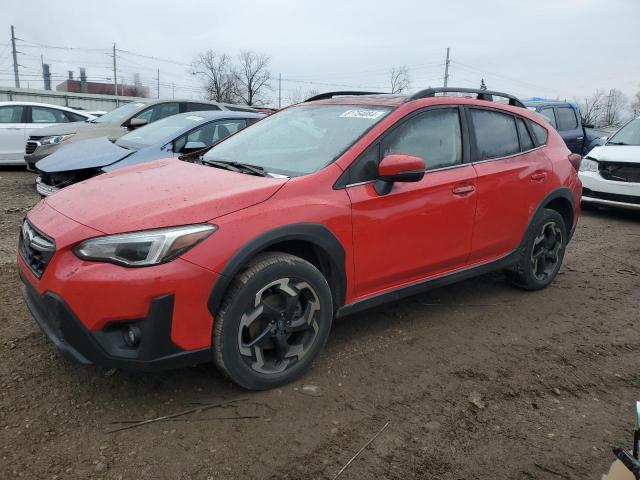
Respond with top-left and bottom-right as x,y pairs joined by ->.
555,106 -> 582,154
346,106 -> 478,297
0,105 -> 26,163
467,107 -> 552,264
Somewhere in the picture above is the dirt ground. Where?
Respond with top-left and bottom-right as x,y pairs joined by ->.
1,168 -> 639,480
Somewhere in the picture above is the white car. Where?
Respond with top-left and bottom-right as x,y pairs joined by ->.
0,101 -> 94,165
580,117 -> 640,211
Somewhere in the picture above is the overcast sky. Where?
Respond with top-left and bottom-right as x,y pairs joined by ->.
1,0 -> 639,106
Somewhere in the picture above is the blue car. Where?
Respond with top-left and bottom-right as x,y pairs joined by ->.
35,110 -> 264,196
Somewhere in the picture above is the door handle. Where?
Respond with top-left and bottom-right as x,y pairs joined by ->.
452,184 -> 475,196
531,171 -> 548,182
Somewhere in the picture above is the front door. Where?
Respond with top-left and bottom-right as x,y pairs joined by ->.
346,107 -> 478,299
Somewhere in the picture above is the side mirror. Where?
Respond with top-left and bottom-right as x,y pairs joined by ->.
180,141 -> 207,153
127,118 -> 148,129
375,154 -> 425,195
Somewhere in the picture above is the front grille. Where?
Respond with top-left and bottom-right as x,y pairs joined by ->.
583,188 -> 640,205
598,162 -> 640,183
25,141 -> 39,154
19,221 -> 56,278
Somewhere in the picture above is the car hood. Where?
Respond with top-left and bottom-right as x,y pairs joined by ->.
587,145 -> 640,164
44,158 -> 288,233
33,121 -> 126,140
36,137 -> 133,172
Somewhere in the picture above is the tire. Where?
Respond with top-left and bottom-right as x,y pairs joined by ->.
507,208 -> 567,291
213,252 -> 333,390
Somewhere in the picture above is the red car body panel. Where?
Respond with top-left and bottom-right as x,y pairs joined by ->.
45,158 -> 288,233
18,93 -> 582,370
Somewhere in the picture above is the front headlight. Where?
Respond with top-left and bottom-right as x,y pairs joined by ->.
40,134 -> 75,146
579,158 -> 599,172
74,224 -> 217,267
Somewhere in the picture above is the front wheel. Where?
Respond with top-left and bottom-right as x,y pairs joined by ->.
507,208 -> 567,291
213,252 -> 333,390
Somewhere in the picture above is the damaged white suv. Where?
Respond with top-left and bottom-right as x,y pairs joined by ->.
580,117 -> 640,211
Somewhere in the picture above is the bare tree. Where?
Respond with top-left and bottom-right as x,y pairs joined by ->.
191,50 -> 237,103
287,87 -> 320,105
231,50 -> 272,106
631,90 -> 640,117
575,89 -> 605,127
389,66 -> 410,94
601,89 -> 628,127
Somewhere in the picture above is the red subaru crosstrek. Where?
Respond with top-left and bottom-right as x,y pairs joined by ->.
18,88 -> 582,390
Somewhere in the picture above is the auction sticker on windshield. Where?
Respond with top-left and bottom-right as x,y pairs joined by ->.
339,109 -> 386,119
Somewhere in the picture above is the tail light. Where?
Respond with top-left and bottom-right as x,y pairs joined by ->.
568,153 -> 582,171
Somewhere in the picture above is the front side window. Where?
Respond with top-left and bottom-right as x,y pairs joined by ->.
31,107 -> 69,123
608,118 -> 640,146
470,109 -> 519,160
539,107 -> 557,128
0,105 -> 23,123
65,111 -> 88,122
203,104 -> 391,176
383,108 -> 462,170
174,119 -> 246,152
556,107 -> 578,131
133,103 -> 180,124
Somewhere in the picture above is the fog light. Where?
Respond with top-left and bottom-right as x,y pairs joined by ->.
123,325 -> 142,347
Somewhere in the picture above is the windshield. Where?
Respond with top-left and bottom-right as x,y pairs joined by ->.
202,104 -> 391,176
608,118 -> 640,146
118,114 -> 206,148
92,102 -> 147,124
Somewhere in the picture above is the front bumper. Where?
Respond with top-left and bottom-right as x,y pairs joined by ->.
579,170 -> 640,211
35,176 -> 60,197
20,272 -> 212,371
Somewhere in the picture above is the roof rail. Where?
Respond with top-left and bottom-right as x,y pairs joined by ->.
304,91 -> 386,102
407,87 -> 525,108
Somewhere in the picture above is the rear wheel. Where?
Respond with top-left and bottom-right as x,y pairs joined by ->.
213,252 -> 333,390
507,208 -> 566,290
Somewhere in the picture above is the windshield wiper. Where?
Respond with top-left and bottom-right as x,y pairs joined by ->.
607,141 -> 629,145
201,159 -> 268,177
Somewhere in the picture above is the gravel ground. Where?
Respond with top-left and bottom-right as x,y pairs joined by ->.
1,168 -> 639,480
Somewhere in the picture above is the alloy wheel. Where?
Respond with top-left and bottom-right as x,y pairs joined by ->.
237,278 -> 320,374
531,221 -> 563,282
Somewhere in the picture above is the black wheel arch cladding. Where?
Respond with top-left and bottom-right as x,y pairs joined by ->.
208,223 -> 347,317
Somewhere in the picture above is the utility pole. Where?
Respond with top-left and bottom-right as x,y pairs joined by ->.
443,47 -> 450,88
278,73 -> 282,109
157,68 -> 160,98
112,43 -> 118,105
11,25 -> 20,88
172,82 -> 175,99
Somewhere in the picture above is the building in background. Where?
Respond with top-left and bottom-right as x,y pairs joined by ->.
56,70 -> 149,98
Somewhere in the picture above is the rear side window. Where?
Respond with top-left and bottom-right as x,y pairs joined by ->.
470,109 -> 519,160
556,107 -> 578,131
383,108 -> 462,171
186,102 -> 221,112
530,122 -> 548,145
0,105 -> 23,123
65,111 -> 88,122
31,107 -> 70,123
539,107 -> 557,128
516,118 -> 534,151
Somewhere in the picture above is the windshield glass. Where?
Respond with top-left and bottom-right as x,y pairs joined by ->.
608,118 -> 640,145
202,104 -> 391,176
92,102 -> 147,124
118,114 -> 206,148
